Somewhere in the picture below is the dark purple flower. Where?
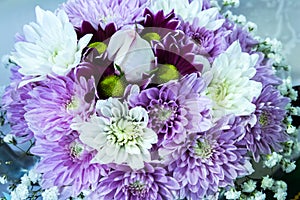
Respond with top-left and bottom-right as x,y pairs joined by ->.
24,73 -> 95,141
129,73 -> 212,147
238,85 -> 290,162
31,133 -> 108,198
89,163 -> 180,200
152,30 -> 203,77
159,115 -> 253,199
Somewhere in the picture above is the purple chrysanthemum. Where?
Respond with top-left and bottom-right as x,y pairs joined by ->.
129,73 -> 211,146
31,133 -> 108,198
89,163 -> 180,200
62,0 -> 148,30
1,66 -> 34,143
223,19 -> 258,53
252,52 -> 282,87
24,73 -> 95,141
152,30 -> 204,77
180,20 -> 230,62
159,115 -> 253,199
238,85 -> 290,162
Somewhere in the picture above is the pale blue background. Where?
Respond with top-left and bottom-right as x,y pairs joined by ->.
0,0 -> 299,86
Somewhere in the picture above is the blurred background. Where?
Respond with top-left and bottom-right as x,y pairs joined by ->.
0,0 -> 299,198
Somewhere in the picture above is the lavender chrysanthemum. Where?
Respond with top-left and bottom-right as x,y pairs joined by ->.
24,73 -> 95,141
62,0 -> 148,30
238,85 -> 290,162
31,133 -> 108,198
159,115 -> 253,199
89,163 -> 180,200
129,73 -> 212,146
181,20 -> 230,62
1,66 -> 34,143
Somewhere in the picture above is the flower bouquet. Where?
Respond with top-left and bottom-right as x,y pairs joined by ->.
0,0 -> 299,199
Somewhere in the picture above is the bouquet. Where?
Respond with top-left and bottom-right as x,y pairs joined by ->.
0,0 -> 299,199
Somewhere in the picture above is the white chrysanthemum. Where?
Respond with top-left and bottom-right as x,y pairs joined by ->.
73,98 -> 157,169
150,0 -> 224,30
41,186 -> 59,200
10,6 -> 92,86
203,41 -> 262,120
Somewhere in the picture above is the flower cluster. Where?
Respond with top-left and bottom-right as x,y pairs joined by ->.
1,0 -> 299,199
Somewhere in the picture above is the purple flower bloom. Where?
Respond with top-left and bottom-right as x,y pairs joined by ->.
152,30 -> 203,76
238,85 -> 290,162
159,115 -> 253,199
129,73 -> 212,146
223,20 -> 258,53
62,0 -> 148,30
31,133 -> 108,198
1,66 -> 34,143
24,73 -> 95,141
252,52 -> 282,87
89,163 -> 180,200
180,20 -> 230,62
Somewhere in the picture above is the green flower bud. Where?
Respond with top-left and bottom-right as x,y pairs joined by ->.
142,32 -> 161,42
155,64 -> 180,84
98,75 -> 126,98
88,42 -> 107,54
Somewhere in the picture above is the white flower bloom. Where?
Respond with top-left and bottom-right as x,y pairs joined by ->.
253,191 -> 266,200
264,152 -> 283,168
28,169 -> 41,184
150,0 -> 224,30
224,188 -> 241,200
0,175 -> 7,184
3,134 -> 14,143
11,184 -> 29,200
10,6 -> 92,87
73,98 -> 157,169
106,29 -> 155,82
223,0 -> 240,8
244,21 -> 257,33
21,174 -> 31,186
203,41 -> 262,120
273,188 -> 287,200
261,175 -> 274,190
281,158 -> 296,173
242,179 -> 256,193
41,186 -> 60,200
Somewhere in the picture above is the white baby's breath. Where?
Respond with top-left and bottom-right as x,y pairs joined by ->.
0,175 -> 7,184
10,6 -> 92,87
264,152 -> 283,168
223,0 -> 240,8
28,169 -> 41,184
21,174 -> 31,186
281,159 -> 296,173
11,184 -> 29,200
203,41 -> 262,120
242,179 -> 256,193
261,175 -> 274,190
41,186 -> 59,200
224,188 -> 241,200
3,134 -> 14,143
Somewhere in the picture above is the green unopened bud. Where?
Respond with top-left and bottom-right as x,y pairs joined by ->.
155,64 -> 180,84
98,75 -> 126,98
88,42 -> 107,54
142,32 -> 161,42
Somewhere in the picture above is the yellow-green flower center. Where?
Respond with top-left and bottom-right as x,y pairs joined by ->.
155,64 -> 180,84
98,75 -> 126,98
142,32 -> 161,42
194,139 -> 213,159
